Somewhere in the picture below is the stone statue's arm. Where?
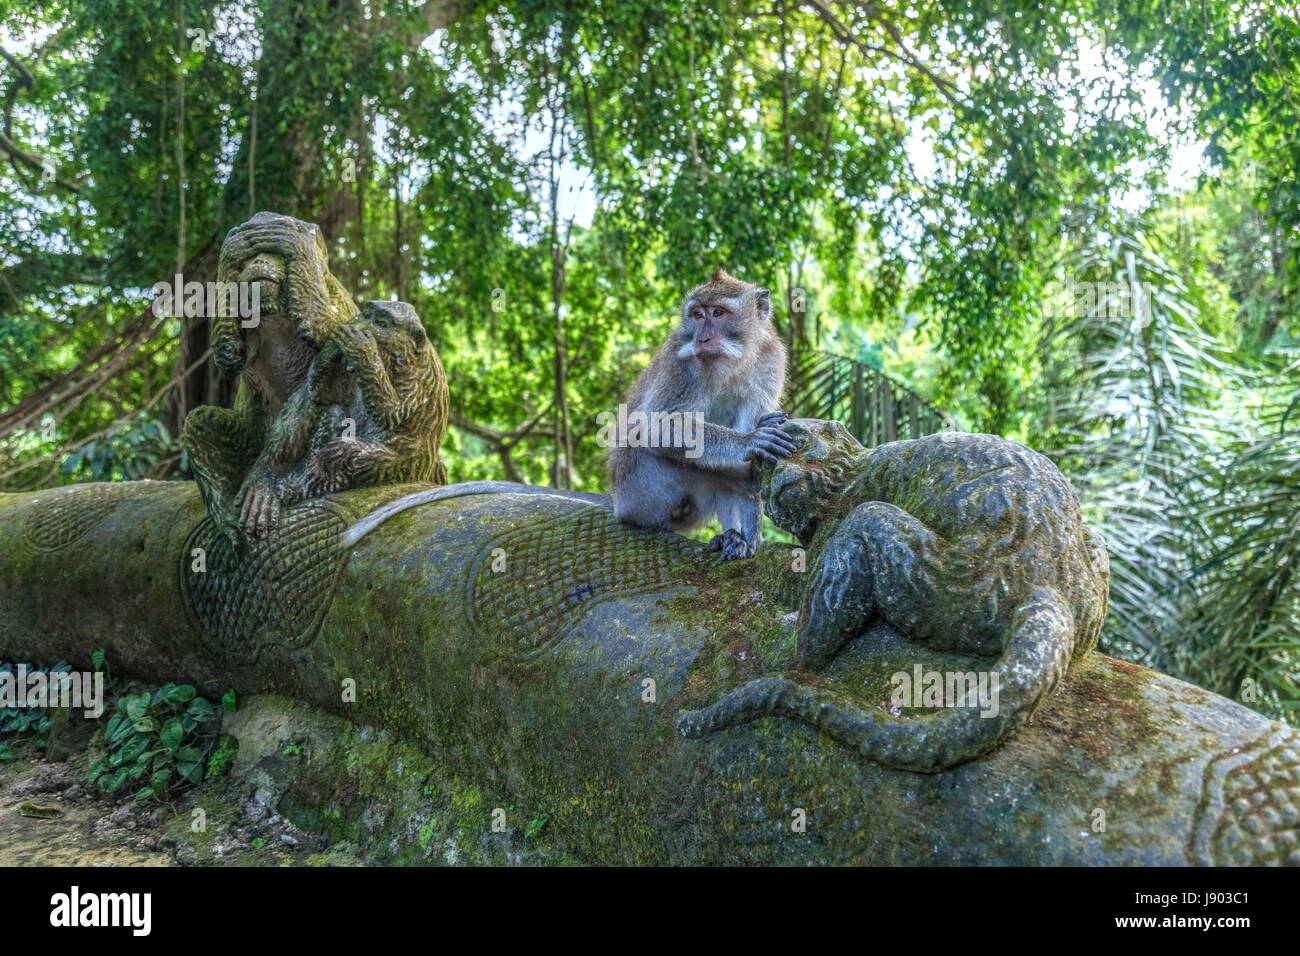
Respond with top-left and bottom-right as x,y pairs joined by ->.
181,378 -> 269,541
326,324 -> 403,431
211,310 -> 247,375
232,381 -> 341,538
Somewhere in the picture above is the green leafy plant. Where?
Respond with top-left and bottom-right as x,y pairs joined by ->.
1035,219 -> 1300,715
89,682 -> 218,801
525,817 -> 547,839
221,689 -> 238,712
0,660 -> 72,751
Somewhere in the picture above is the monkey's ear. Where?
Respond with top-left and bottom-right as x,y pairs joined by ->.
711,269 -> 727,282
755,288 -> 771,320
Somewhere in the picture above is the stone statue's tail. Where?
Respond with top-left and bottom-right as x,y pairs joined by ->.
676,587 -> 1077,774
340,480 -> 610,547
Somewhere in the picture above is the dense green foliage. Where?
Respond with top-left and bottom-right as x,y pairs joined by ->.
90,681 -> 219,801
1,1 -> 1295,712
0,660 -> 68,759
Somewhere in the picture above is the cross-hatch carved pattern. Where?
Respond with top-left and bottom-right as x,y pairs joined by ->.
1191,726 -> 1300,866
469,507 -> 706,660
179,502 -> 348,658
1212,738 -> 1300,865
22,483 -> 138,551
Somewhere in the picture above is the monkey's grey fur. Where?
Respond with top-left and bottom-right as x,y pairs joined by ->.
607,270 -> 793,559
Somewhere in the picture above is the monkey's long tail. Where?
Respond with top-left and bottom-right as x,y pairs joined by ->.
675,588 -> 1076,774
341,480 -> 610,547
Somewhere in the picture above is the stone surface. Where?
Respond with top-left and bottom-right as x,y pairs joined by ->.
1,477 -> 1297,864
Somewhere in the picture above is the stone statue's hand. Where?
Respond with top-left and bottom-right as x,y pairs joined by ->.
330,323 -> 375,372
237,472 -> 282,540
211,317 -> 246,373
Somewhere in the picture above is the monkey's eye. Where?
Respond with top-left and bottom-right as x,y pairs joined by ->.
711,307 -> 725,318
692,310 -> 705,320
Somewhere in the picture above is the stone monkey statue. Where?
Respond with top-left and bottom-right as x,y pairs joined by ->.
678,418 -> 1112,773
182,213 -> 448,542
265,300 -> 450,515
182,212 -> 359,542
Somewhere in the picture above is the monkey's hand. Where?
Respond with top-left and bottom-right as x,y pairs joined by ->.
756,411 -> 788,428
743,418 -> 798,465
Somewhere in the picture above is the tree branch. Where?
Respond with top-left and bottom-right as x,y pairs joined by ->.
799,0 -> 962,106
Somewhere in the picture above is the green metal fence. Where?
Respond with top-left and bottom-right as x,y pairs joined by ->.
785,350 -> 948,445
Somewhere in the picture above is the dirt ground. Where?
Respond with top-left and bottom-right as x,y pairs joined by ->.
0,747 -> 362,867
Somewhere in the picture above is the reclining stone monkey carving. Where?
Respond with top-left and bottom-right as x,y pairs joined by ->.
677,418 -> 1111,773
181,212 -> 448,542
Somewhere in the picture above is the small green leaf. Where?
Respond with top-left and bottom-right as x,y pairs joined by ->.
135,786 -> 154,801
177,761 -> 203,785
119,733 -> 150,762
152,684 -> 176,709
166,685 -> 197,705
221,690 -> 238,712
125,694 -> 149,721
160,717 -> 184,753
111,715 -> 136,743
91,648 -> 106,671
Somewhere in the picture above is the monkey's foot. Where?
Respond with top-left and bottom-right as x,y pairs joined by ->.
710,529 -> 757,560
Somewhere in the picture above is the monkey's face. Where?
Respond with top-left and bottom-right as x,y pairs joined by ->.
677,271 -> 771,366
359,301 -> 429,366
762,419 -> 860,545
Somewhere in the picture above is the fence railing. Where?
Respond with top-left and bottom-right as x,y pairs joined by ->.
785,349 -> 948,445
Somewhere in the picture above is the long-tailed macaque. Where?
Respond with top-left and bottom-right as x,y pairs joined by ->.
314,271 -> 791,556
607,270 -> 793,559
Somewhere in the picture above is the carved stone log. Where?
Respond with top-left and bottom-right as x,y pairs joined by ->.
1,479 -> 1296,865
